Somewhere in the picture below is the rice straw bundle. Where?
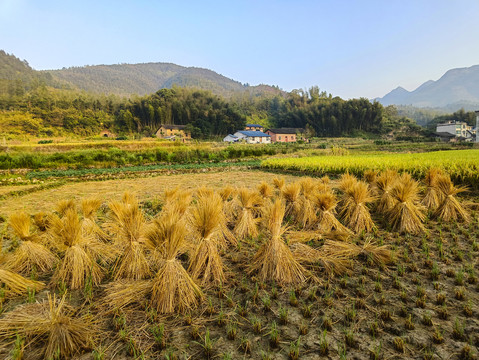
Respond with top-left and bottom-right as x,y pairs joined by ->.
299,177 -> 317,196
33,212 -> 49,231
81,198 -> 103,220
250,199 -> 307,285
281,182 -> 302,221
0,268 -> 45,295
219,186 -> 236,228
273,177 -> 285,191
81,198 -> 108,242
361,238 -> 392,265
219,186 -> 236,202
338,173 -> 358,193
258,181 -> 274,199
162,188 -> 192,218
314,192 -> 351,234
375,169 -> 399,213
297,192 -> 318,229
286,230 -> 322,244
148,212 -> 203,313
48,209 -> 108,289
320,238 -> 391,265
421,168 -> 444,211
102,279 -> 152,311
363,170 -> 378,185
233,188 -> 263,240
187,193 -> 226,285
339,181 -> 375,233
0,293 -> 96,359
5,212 -> 56,274
55,199 -> 76,217
388,175 -> 425,234
289,243 -> 350,275
107,194 -> 151,280
434,174 -> 470,222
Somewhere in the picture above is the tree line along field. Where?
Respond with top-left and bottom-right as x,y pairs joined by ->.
0,164 -> 477,360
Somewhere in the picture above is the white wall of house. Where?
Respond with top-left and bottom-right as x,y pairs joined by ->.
436,121 -> 473,138
223,135 -> 238,142
245,136 -> 270,144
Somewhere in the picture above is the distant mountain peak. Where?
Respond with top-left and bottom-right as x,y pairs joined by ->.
377,65 -> 479,109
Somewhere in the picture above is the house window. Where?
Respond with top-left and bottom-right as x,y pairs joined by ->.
279,136 -> 281,140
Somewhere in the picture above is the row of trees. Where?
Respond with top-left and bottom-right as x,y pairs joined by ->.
1,78 -> 422,139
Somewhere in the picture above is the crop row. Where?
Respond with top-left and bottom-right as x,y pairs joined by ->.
0,144 -> 299,170
25,160 -> 261,180
261,149 -> 479,187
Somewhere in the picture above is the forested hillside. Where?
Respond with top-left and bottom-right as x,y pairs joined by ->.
0,50 -> 67,97
1,50 -> 417,139
45,62 -> 281,98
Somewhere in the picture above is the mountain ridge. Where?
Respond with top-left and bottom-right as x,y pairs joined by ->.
0,50 -> 283,98
42,61 -> 280,98
377,65 -> 479,110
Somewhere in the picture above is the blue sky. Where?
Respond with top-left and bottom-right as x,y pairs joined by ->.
1,0 -> 478,99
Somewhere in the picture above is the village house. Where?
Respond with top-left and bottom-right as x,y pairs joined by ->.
223,134 -> 239,143
435,121 -> 475,142
265,128 -> 305,143
244,124 -> 264,132
156,124 -> 191,140
232,130 -> 271,144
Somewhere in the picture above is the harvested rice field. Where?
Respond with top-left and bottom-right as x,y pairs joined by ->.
0,170 -> 299,217
0,168 -> 478,360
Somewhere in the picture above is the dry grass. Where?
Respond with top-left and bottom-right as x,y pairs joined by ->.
320,238 -> 391,266
219,185 -> 236,202
5,212 -> 56,274
0,268 -> 45,295
5,241 -> 57,274
0,293 -> 96,359
363,169 -> 378,184
233,188 -> 263,240
107,193 -> 151,280
33,212 -> 49,232
250,199 -> 308,285
187,193 -> 226,285
8,211 -> 33,240
338,173 -> 358,193
147,212 -> 203,313
102,279 -> 152,311
281,182 -> 302,221
286,230 -> 322,244
272,177 -> 285,191
81,198 -> 103,220
422,168 -> 444,211
375,169 -> 399,213
434,174 -> 470,222
339,181 -> 376,233
48,209 -> 110,289
258,181 -> 274,199
313,192 -> 351,234
388,174 -> 426,234
290,243 -> 350,275
361,238 -> 392,265
55,199 -> 76,216
0,171 -> 299,217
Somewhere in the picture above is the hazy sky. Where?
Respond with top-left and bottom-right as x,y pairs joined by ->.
1,0 -> 478,99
